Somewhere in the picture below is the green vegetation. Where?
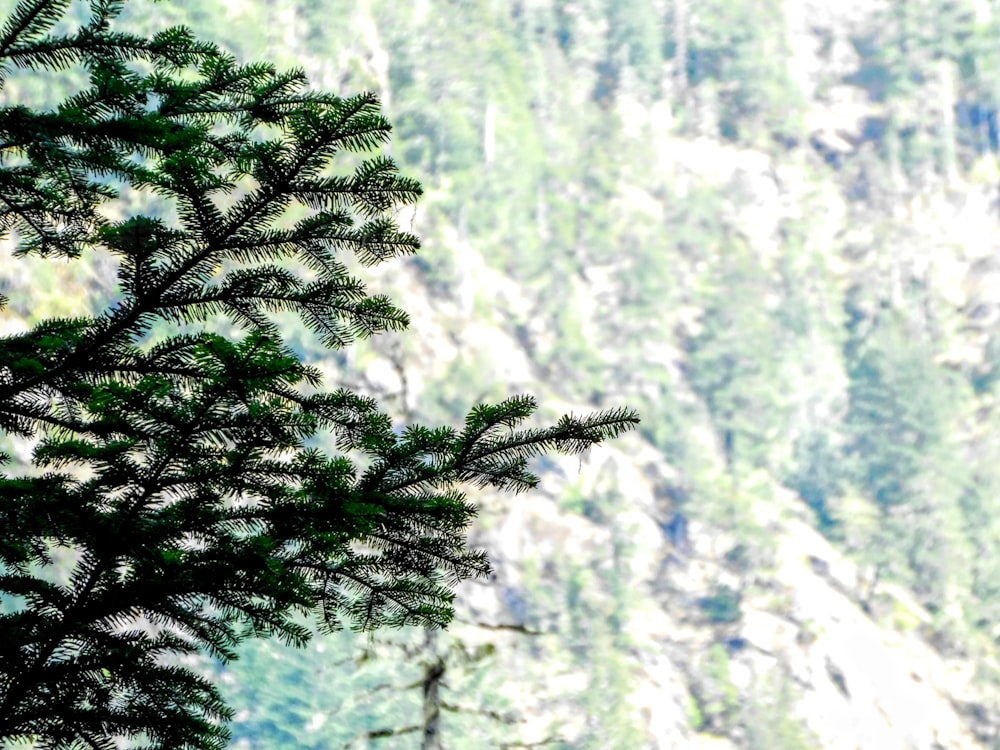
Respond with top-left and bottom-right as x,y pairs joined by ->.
0,1 -> 636,747
691,643 -> 740,732
741,671 -> 820,750
3,0 -> 1000,745
697,586 -> 743,625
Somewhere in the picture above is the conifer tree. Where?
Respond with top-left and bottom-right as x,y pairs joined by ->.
0,1 -> 638,747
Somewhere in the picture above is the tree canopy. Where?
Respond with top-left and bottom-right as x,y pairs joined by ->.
0,1 -> 638,747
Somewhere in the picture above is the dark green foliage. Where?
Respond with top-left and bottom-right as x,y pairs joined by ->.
696,585 -> 742,624
844,311 -> 972,604
0,1 -> 639,748
686,0 -> 803,143
689,643 -> 739,732
859,0 -> 975,101
848,0 -> 979,179
846,314 -> 957,510
685,246 -> 790,472
602,0 -> 663,96
786,430 -> 844,536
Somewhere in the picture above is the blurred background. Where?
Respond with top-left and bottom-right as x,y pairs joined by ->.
6,0 -> 1000,747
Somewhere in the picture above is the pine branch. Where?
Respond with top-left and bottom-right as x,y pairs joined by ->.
0,1 -> 639,746
0,0 -> 70,59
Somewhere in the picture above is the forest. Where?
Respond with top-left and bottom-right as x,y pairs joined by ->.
5,0 -> 1000,748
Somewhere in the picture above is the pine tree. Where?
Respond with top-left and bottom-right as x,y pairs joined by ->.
0,1 -> 639,747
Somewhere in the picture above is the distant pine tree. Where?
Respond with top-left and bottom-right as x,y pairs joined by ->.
0,1 -> 638,747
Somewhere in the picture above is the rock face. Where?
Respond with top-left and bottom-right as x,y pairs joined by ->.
451,441 -> 996,750
752,513 -> 983,750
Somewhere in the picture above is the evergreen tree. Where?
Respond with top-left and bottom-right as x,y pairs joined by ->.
685,243 -> 790,474
0,1 -> 638,748
684,0 -> 802,144
845,311 -> 968,604
858,0 -> 976,182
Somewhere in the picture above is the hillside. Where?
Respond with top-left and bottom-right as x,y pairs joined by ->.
5,0 -> 1000,747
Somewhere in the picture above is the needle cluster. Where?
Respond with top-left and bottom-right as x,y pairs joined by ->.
0,2 -> 639,747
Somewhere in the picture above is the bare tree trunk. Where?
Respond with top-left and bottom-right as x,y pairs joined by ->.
421,632 -> 445,750
673,0 -> 689,100
483,101 -> 496,166
938,59 -> 958,184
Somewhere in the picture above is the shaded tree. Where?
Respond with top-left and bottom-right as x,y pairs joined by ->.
685,0 -> 803,143
845,312 -> 969,605
685,244 -> 790,474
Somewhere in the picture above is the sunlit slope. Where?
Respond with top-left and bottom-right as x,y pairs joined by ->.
4,0 -> 1000,747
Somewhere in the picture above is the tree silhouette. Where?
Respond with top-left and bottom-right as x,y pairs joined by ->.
0,1 -> 638,747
